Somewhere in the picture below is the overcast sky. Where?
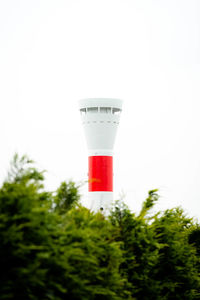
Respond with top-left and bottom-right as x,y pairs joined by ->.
0,0 -> 200,219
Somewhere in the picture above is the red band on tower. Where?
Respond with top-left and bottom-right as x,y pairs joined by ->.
88,156 -> 113,192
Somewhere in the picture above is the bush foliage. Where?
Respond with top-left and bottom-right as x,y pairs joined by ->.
0,155 -> 199,299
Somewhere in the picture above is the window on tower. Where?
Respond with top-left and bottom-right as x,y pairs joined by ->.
112,108 -> 121,115
100,107 -> 111,113
80,108 -> 86,115
87,107 -> 98,113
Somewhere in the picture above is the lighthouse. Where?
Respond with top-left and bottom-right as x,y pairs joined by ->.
79,98 -> 122,213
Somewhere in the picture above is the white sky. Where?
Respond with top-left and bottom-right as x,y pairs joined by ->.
0,0 -> 200,219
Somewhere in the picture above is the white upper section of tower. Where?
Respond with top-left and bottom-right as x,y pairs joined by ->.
79,98 -> 122,155
79,98 -> 122,110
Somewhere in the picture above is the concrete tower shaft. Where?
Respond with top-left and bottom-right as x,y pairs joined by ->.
79,98 -> 122,213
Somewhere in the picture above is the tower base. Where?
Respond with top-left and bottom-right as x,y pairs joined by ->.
88,191 -> 113,214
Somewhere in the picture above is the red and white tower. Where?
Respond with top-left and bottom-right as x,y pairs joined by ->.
79,98 -> 122,213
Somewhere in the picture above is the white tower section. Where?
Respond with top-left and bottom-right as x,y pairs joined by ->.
79,98 -> 122,213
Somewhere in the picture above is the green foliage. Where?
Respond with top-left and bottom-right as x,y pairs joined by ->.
0,155 -> 129,299
7,153 -> 44,185
110,194 -> 163,299
139,189 -> 159,218
152,208 -> 200,299
54,181 -> 80,213
110,191 -> 200,299
0,154 -> 200,299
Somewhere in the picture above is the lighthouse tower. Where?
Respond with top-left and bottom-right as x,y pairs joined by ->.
79,98 -> 122,213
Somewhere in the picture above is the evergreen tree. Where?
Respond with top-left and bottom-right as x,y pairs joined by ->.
0,154 -> 200,299
110,191 -> 200,299
0,155 -> 130,299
